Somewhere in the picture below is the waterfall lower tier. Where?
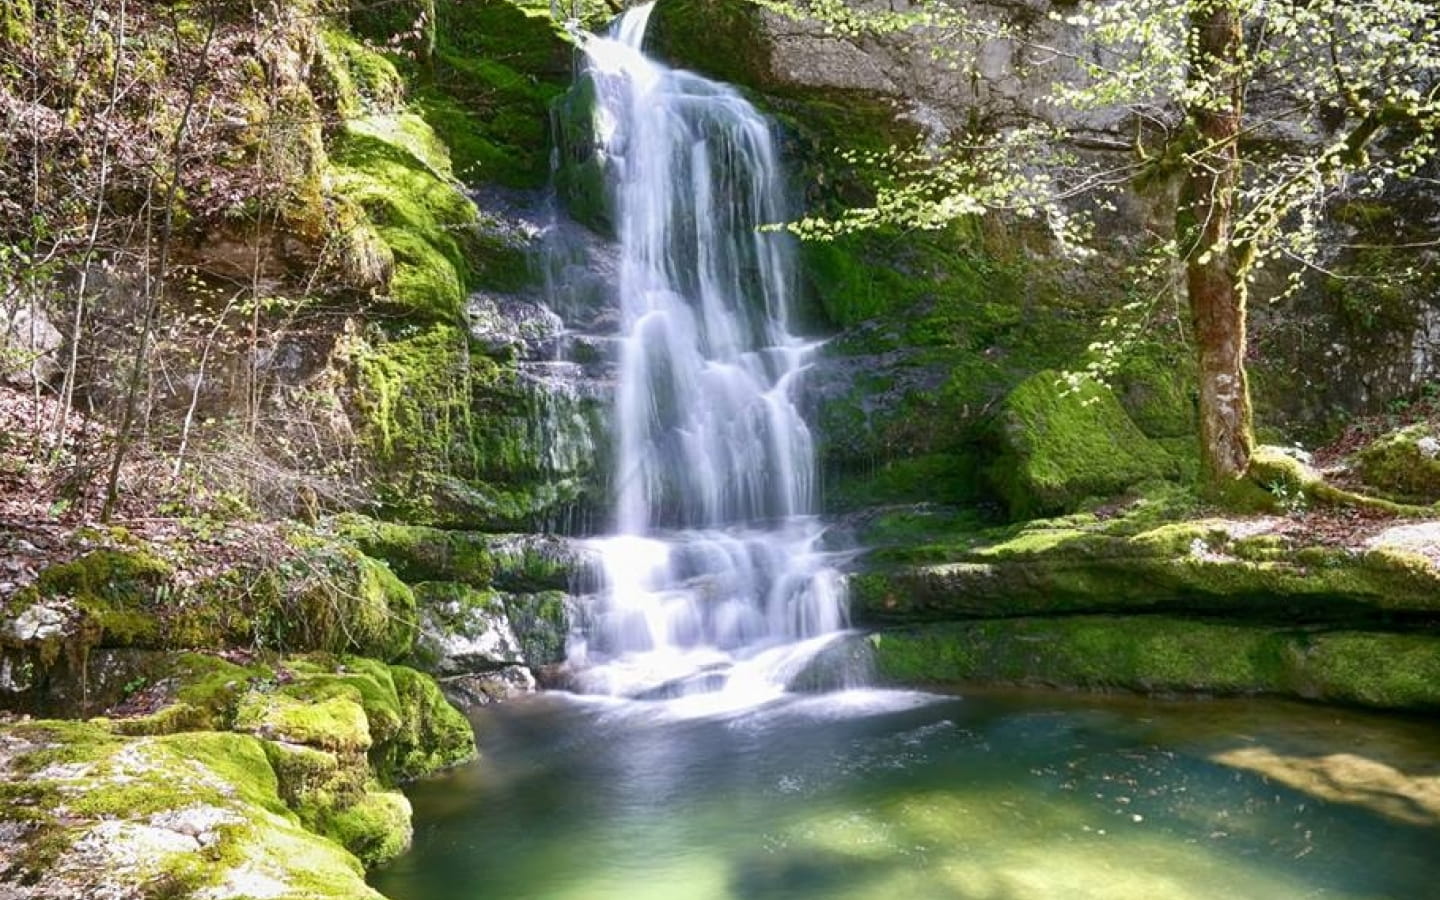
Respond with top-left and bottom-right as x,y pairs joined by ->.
561,2 -> 848,703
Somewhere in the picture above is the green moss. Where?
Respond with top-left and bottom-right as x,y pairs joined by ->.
353,0 -> 572,189
504,590 -> 570,666
333,514 -> 497,584
346,322 -> 538,526
317,28 -> 405,119
156,732 -> 386,899
348,0 -> 437,59
328,122 -> 477,323
320,787 -> 413,866
227,654 -> 474,782
830,454 -> 985,511
1113,342 -> 1196,440
850,496 -> 1440,625
868,616 -> 1440,710
1,0 -> 33,48
552,76 -> 612,232
32,549 -> 172,648
649,0 -> 772,91
1355,423 -> 1440,503
0,722 -> 383,895
1298,632 -> 1440,708
415,54 -> 562,188
234,689 -> 373,753
264,739 -> 358,813
7,719 -> 123,774
381,665 -> 477,781
279,548 -> 417,661
1248,445 -> 1428,516
987,371 -> 1174,519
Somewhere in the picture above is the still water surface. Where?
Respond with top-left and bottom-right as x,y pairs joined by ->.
371,689 -> 1440,900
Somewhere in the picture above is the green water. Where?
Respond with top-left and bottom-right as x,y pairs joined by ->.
371,689 -> 1440,900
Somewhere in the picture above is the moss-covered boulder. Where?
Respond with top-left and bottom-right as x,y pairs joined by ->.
0,720 -> 388,898
865,616 -> 1440,711
1,535 -> 418,720
93,650 -> 476,871
227,656 -> 475,779
1355,423 -> 1440,503
987,371 -> 1174,519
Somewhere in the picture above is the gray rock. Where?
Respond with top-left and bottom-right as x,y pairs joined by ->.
415,586 -> 527,677
9,602 -> 68,643
1,303 -> 63,387
440,666 -> 537,709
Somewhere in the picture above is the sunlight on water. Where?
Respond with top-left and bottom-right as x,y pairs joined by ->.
372,691 -> 1440,900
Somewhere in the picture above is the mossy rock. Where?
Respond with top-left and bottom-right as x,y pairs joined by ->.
1355,423 -> 1440,503
236,689 -> 373,753
264,739 -> 412,867
334,515 -> 498,584
233,655 -> 476,783
348,0 -> 437,59
987,371 -> 1174,519
328,120 -> 478,323
27,548 -> 173,649
319,786 -> 414,867
0,720 -> 386,898
649,0 -> 774,91
343,313 -> 602,532
315,28 -> 406,120
282,550 -> 418,662
346,0 -> 571,188
1112,342 -> 1197,442
866,616 -> 1440,710
504,590 -> 571,667
828,454 -> 985,512
380,664 -> 477,781
333,514 -> 579,591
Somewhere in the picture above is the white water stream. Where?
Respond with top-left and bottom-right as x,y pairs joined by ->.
566,4 -> 849,705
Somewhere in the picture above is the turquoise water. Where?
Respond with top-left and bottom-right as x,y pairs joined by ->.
371,689 -> 1440,900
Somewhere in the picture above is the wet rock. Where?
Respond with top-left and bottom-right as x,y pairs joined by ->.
440,666 -> 537,708
468,295 -> 565,359
414,583 -> 526,677
504,591 -> 573,667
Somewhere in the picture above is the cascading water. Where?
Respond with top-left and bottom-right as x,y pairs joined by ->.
566,3 -> 849,705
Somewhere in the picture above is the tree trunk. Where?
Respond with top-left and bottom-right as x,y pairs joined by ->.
1183,0 -> 1253,484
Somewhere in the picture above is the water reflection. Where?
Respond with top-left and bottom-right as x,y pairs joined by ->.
371,690 -> 1440,900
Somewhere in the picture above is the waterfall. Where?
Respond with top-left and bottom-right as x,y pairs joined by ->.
566,3 -> 849,705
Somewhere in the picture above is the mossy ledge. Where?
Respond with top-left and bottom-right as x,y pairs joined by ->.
849,497 -> 1440,626
864,616 -> 1440,711
0,651 -> 476,895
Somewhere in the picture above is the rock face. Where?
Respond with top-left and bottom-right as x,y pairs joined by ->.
648,0 -> 1440,490
863,616 -> 1440,711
